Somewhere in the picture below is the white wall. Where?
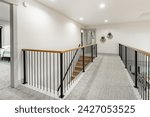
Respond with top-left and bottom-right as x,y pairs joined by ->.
17,0 -> 82,80
88,21 -> 150,54
3,24 -> 10,46
17,0 -> 82,50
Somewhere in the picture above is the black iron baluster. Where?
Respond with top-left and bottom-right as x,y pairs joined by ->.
148,56 -> 150,100
23,51 -> 27,84
142,54 -> 144,100
134,51 -> 138,88
91,45 -> 93,62
82,48 -> 85,72
69,51 -> 71,87
119,44 -> 120,58
125,46 -> 127,68
120,44 -> 122,59
60,53 -> 64,98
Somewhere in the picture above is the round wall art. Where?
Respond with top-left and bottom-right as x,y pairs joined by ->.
100,36 -> 106,43
107,32 -> 113,39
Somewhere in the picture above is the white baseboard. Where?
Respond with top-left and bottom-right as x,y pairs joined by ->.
98,53 -> 118,56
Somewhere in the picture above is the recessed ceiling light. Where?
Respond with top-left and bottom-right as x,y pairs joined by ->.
79,17 -> 84,21
104,20 -> 108,23
100,3 -> 106,9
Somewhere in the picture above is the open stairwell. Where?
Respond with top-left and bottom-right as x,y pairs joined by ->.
22,44 -> 97,98
71,56 -> 92,80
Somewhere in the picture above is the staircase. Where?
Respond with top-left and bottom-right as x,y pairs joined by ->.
71,56 -> 92,80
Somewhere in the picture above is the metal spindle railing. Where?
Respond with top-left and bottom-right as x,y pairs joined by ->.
22,44 -> 97,98
119,43 -> 150,100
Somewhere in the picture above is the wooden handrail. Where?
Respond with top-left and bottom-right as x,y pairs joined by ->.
120,43 -> 150,56
22,44 -> 97,53
22,49 -> 62,53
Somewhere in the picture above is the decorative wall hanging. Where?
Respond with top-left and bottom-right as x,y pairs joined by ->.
107,32 -> 113,39
100,36 -> 106,43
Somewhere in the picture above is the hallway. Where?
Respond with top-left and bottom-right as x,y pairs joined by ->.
0,55 -> 139,100
66,55 -> 138,100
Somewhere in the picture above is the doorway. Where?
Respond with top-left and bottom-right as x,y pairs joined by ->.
81,29 -> 96,54
81,29 -> 96,46
0,27 -> 2,48
0,1 -> 11,89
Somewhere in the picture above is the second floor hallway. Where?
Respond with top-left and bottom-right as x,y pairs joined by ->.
0,54 -> 140,100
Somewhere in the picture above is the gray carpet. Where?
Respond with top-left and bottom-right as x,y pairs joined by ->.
0,55 -> 137,100
66,55 -> 138,100
0,60 -> 55,100
0,60 -> 10,89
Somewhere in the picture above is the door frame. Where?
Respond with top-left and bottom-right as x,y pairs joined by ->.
0,27 -> 2,48
0,0 -> 18,88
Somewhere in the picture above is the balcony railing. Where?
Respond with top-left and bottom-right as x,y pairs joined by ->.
119,44 -> 150,100
22,44 -> 97,98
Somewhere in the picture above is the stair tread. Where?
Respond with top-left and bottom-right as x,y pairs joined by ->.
74,70 -> 81,73
76,65 -> 83,68
80,58 -> 91,60
70,56 -> 93,81
80,56 -> 91,57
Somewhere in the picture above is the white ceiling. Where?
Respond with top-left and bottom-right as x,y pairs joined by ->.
37,0 -> 150,26
0,1 -> 10,22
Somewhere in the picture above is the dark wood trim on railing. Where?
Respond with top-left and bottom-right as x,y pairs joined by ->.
119,43 -> 150,56
22,44 -> 97,53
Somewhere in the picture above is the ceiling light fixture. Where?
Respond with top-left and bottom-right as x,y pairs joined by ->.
79,17 -> 84,21
104,20 -> 108,23
100,3 -> 106,9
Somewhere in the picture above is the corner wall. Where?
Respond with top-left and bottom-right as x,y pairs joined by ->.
87,21 -> 150,54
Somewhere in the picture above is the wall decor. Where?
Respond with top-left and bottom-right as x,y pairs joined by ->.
100,36 -> 106,43
107,32 -> 113,39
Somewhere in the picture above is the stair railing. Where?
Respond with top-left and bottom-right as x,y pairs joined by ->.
57,44 -> 80,92
22,44 -> 97,98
